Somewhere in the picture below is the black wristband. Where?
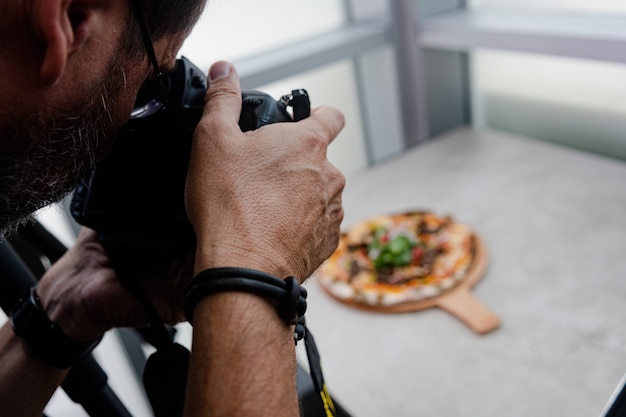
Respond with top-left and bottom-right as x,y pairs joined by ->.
184,267 -> 307,340
10,287 -> 101,369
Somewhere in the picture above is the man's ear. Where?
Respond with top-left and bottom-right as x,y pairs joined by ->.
31,0 -> 74,86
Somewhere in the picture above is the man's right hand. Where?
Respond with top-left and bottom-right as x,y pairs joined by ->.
185,61 -> 346,282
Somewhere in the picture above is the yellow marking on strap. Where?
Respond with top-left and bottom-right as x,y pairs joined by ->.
320,384 -> 336,417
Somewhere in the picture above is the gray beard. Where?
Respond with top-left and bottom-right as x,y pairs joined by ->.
0,61 -> 127,236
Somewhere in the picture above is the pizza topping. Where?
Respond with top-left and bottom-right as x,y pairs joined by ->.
421,248 -> 443,270
368,227 -> 417,270
417,214 -> 452,235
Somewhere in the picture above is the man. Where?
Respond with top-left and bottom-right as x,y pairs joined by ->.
0,1 -> 346,416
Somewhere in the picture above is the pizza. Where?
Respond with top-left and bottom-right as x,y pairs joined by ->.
316,211 -> 479,310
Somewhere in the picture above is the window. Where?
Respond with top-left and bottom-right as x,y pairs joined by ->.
178,0 -> 397,175
180,0 -> 347,67
429,0 -> 626,160
471,51 -> 626,160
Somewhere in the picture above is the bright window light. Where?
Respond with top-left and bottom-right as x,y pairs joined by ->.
180,0 -> 347,71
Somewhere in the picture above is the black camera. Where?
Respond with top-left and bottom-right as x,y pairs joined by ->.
70,57 -> 310,264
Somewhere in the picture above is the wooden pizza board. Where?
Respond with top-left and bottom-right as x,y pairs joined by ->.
318,234 -> 500,334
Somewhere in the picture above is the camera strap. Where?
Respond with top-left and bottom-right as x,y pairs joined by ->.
303,319 -> 337,417
108,260 -> 337,417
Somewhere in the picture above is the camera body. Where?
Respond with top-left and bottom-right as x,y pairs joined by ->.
70,57 -> 310,263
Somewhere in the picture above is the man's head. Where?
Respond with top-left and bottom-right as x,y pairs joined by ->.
0,0 -> 206,235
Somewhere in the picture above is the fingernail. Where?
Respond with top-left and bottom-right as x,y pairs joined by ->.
209,61 -> 231,81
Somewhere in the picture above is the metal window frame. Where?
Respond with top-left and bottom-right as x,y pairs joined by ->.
231,0 -> 447,165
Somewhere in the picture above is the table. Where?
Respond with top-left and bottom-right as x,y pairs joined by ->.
299,127 -> 626,417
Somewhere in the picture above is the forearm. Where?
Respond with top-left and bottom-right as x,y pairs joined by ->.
183,292 -> 299,417
0,322 -> 68,417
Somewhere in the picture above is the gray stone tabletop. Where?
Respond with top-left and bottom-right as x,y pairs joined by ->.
299,127 -> 626,417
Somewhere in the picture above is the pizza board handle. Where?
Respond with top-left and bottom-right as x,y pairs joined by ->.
435,286 -> 500,334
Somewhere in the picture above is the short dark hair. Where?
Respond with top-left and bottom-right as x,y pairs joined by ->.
143,0 -> 206,40
127,0 -> 206,57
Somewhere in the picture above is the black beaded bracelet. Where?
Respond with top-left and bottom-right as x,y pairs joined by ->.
184,267 -> 308,341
